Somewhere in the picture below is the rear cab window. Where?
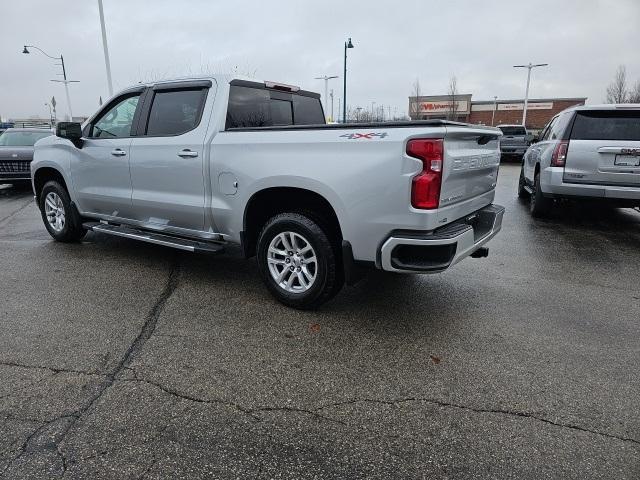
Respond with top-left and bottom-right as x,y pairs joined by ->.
570,110 -> 640,141
226,81 -> 325,129
498,126 -> 527,136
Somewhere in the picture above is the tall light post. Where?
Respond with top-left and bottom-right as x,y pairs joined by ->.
315,75 -> 338,121
98,0 -> 114,97
514,63 -> 548,127
342,37 -> 354,123
44,103 -> 54,126
491,95 -> 498,126
23,45 -> 79,120
329,89 -> 334,121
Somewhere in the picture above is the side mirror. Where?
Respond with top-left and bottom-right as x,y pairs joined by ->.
56,122 -> 83,147
530,135 -> 539,144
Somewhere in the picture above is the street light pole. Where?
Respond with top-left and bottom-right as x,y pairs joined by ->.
98,0 -> 114,97
491,95 -> 498,126
45,103 -> 54,126
342,37 -> 354,123
23,45 -> 79,120
514,63 -> 548,127
315,75 -> 338,121
329,89 -> 334,121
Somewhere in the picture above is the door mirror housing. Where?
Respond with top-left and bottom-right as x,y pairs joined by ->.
56,122 -> 83,147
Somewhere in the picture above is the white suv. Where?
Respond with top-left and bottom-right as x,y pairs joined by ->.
519,104 -> 640,217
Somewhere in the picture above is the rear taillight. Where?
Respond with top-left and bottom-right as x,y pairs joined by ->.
407,138 -> 443,209
551,140 -> 569,167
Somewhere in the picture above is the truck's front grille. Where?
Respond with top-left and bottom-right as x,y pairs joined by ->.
0,161 -> 30,173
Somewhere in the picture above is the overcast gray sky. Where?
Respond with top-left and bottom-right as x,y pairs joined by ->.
2,0 -> 639,120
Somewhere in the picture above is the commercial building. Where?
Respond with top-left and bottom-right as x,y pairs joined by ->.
409,95 -> 586,129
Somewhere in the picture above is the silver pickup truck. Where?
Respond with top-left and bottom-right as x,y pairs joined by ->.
32,75 -> 504,309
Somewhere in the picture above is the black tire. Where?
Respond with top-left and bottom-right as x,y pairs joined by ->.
517,164 -> 529,199
530,172 -> 552,218
256,212 -> 343,310
39,180 -> 87,242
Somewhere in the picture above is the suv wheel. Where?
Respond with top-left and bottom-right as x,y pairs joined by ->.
517,164 -> 529,199
257,212 -> 343,309
39,181 -> 87,242
530,172 -> 552,218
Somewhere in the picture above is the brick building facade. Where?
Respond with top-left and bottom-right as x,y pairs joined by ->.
468,98 -> 587,129
409,95 -> 586,130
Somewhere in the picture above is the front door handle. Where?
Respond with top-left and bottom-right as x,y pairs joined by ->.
111,148 -> 127,157
178,149 -> 198,158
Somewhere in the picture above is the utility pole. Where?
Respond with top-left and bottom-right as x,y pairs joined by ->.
315,75 -> 338,121
514,63 -> 548,127
98,0 -> 114,97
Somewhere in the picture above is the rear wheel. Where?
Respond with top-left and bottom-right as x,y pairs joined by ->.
517,165 -> 529,199
257,212 -> 343,309
530,172 -> 552,218
39,181 -> 86,242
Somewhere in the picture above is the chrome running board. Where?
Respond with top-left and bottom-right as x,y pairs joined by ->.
83,222 -> 224,254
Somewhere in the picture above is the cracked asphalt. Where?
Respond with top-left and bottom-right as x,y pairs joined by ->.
1,164 -> 639,479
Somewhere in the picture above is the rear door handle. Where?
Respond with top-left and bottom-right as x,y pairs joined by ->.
111,148 -> 127,157
178,149 -> 198,158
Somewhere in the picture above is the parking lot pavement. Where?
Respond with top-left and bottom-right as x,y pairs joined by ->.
0,164 -> 639,479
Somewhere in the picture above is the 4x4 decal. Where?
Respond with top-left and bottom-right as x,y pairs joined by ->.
340,132 -> 388,140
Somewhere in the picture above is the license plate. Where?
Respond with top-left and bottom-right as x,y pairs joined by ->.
614,155 -> 640,167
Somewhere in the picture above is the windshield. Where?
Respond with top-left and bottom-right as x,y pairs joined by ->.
0,131 -> 52,146
498,126 -> 527,136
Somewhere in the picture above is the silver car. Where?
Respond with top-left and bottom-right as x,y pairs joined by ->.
518,104 -> 640,216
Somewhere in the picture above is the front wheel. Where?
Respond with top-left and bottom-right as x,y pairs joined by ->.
39,181 -> 86,242
256,212 -> 343,310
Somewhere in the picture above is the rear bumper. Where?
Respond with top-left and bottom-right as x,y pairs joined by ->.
379,204 -> 505,273
541,167 -> 640,200
500,146 -> 527,155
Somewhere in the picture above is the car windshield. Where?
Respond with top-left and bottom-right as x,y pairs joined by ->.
498,126 -> 527,136
0,131 -> 52,146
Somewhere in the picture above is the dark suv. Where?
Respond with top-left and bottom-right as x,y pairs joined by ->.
0,128 -> 53,185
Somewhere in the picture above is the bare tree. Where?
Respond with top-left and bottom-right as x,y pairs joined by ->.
412,78 -> 422,120
447,75 -> 458,121
629,80 -> 640,103
606,65 -> 629,103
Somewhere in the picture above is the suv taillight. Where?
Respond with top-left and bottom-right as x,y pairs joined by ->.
407,138 -> 443,209
551,140 -> 569,167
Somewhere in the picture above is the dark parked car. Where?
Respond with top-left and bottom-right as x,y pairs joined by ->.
0,128 -> 53,185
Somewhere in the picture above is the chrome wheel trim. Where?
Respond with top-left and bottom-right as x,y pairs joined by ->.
44,192 -> 65,232
267,231 -> 318,294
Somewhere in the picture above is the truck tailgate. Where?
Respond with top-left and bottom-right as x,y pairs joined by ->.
439,127 -> 501,209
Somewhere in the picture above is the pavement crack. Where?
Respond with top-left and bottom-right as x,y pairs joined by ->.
0,198 -> 34,226
0,361 -> 102,377
122,375 -> 345,426
0,259 -> 181,478
316,397 -> 640,446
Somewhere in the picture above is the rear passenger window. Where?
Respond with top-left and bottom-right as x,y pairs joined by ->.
540,118 -> 556,141
571,111 -> 640,141
145,89 -> 207,136
549,112 -> 573,140
226,85 -> 324,129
